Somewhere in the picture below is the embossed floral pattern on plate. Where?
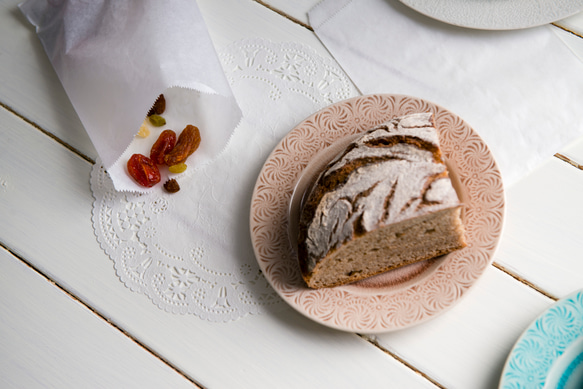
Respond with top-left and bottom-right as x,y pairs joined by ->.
500,289 -> 583,388
399,0 -> 583,30
250,94 -> 505,332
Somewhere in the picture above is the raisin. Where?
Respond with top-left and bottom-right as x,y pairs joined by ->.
150,129 -> 177,165
127,154 -> 161,188
148,115 -> 166,127
163,179 -> 180,193
168,162 -> 187,174
164,125 -> 201,166
136,120 -> 150,138
148,94 -> 166,116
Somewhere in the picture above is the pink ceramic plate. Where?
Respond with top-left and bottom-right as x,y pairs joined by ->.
250,94 -> 504,332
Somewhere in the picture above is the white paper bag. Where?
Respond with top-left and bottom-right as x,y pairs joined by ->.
20,0 -> 242,192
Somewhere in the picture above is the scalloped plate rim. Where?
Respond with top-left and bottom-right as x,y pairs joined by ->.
398,0 -> 583,30
250,93 -> 505,332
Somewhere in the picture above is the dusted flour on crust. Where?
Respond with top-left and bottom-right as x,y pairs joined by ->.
297,112 -> 466,289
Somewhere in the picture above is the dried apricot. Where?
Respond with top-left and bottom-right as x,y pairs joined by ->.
150,130 -> 176,165
148,94 -> 166,116
127,154 -> 161,188
164,125 -> 201,166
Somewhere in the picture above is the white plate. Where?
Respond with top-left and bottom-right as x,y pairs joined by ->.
399,0 -> 583,30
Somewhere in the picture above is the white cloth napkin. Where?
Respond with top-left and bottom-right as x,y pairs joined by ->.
309,0 -> 583,186
20,0 -> 242,192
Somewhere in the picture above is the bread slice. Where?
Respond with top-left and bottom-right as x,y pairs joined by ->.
297,112 -> 466,289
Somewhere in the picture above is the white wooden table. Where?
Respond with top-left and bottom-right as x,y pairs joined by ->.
2,1 -> 583,388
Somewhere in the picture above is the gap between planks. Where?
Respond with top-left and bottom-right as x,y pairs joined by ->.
553,22 -> 583,40
357,333 -> 447,389
555,153 -> 583,170
0,101 -> 95,165
492,262 -> 559,301
252,0 -> 314,31
0,242 -> 206,389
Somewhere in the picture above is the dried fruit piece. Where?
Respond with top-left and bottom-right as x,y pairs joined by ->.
148,94 -> 166,116
164,179 -> 180,193
168,163 -> 187,174
149,115 -> 166,127
150,130 -> 177,165
136,120 -> 150,138
127,154 -> 161,188
164,125 -> 201,166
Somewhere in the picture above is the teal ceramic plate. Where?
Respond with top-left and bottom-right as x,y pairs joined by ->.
500,289 -> 583,388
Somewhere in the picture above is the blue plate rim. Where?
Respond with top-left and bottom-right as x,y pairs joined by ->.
499,288 -> 583,388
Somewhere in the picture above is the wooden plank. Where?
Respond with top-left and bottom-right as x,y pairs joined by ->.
0,85 -> 438,389
494,154 -> 583,299
373,266 -> 553,388
379,136 -> 582,387
0,247 -> 200,389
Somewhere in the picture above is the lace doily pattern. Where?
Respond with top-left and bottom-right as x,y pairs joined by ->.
250,94 -> 505,332
91,39 -> 356,321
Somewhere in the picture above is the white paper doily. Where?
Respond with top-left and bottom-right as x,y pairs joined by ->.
90,38 -> 357,322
